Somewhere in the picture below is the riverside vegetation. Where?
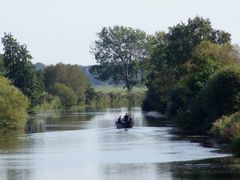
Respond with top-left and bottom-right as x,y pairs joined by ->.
0,33 -> 145,130
0,76 -> 28,130
141,17 -> 240,153
1,16 -> 240,155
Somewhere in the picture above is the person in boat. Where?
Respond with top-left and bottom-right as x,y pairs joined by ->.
116,113 -> 133,128
117,116 -> 122,123
123,113 -> 129,124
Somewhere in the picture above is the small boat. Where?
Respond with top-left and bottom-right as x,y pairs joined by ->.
115,121 -> 133,129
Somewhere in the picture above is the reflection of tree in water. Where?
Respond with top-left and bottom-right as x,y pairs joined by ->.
26,111 -> 95,132
0,131 -> 27,152
139,115 -> 170,128
168,158 -> 240,179
25,117 -> 45,133
7,168 -> 31,180
0,131 -> 31,180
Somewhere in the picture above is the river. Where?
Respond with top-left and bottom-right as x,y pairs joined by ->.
0,107 -> 239,180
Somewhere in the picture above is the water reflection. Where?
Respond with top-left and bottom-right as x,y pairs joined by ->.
0,107 -> 235,180
26,110 -> 96,133
169,159 -> 240,180
0,131 -> 32,180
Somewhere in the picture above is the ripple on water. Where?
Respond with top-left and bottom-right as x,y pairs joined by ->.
0,127 -> 230,165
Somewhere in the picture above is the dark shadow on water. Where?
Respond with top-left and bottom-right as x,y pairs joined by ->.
169,157 -> 240,180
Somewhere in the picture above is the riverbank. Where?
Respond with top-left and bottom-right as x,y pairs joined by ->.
34,86 -> 146,112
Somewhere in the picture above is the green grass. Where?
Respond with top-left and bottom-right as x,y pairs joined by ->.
94,85 -> 147,95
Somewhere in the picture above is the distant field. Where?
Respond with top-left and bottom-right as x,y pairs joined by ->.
94,86 -> 147,94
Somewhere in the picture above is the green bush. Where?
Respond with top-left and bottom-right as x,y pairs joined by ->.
226,113 -> 240,143
201,66 -> 240,124
50,83 -> 78,108
211,115 -> 231,141
175,97 -> 208,134
85,87 -> 97,105
211,112 -> 240,154
44,63 -> 90,103
167,86 -> 190,119
231,123 -> 240,153
0,76 -> 29,129
34,94 -> 61,111
178,66 -> 240,134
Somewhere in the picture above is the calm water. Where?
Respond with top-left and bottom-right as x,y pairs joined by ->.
0,107 -> 238,180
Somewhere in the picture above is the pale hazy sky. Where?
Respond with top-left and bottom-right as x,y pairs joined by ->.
0,0 -> 239,65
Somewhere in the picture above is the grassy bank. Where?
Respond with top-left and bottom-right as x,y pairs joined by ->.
94,86 -> 147,94
35,86 -> 147,112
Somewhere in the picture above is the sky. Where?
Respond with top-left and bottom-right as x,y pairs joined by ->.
0,0 -> 239,66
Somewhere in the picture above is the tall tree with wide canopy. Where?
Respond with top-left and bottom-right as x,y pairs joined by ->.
90,26 -> 151,91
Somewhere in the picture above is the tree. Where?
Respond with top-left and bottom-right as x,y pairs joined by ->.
166,41 -> 238,132
201,67 -> 240,124
142,32 -> 170,112
143,17 -> 231,112
90,26 -> 151,91
50,83 -> 78,108
85,86 -> 97,105
0,76 -> 29,129
165,16 -> 231,68
44,63 -> 90,103
232,44 -> 240,64
1,33 -> 44,111
178,41 -> 237,96
0,54 -> 6,75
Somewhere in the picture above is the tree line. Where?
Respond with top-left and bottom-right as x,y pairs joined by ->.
90,17 -> 240,149
1,16 -> 240,140
141,17 -> 240,135
0,33 -> 145,130
0,34 -> 96,130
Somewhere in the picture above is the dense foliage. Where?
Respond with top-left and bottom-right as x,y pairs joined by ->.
1,33 -> 44,111
85,86 -> 145,109
44,63 -> 90,105
0,54 -> 5,75
211,112 -> 240,153
0,76 -> 29,129
143,17 -> 231,113
201,67 -> 240,123
50,82 -> 78,108
176,67 -> 240,134
90,26 -> 151,91
143,16 -> 240,135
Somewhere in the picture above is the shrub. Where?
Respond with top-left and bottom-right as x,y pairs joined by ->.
231,123 -> 240,153
180,66 -> 240,134
211,112 -> 240,153
44,63 -> 90,103
0,76 -> 29,129
50,83 -> 78,108
85,86 -> 97,105
34,94 -> 61,111
211,116 -> 231,141
201,66 -> 240,125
